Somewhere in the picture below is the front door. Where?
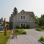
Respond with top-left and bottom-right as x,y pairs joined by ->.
21,23 -> 25,28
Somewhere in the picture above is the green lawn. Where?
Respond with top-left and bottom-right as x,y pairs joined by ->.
0,31 -> 11,44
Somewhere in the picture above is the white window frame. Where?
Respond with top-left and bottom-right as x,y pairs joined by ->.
21,15 -> 25,19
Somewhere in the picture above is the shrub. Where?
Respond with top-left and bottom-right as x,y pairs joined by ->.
16,26 -> 20,29
21,26 -> 25,29
15,30 -> 19,32
13,30 -> 26,34
18,30 -> 23,34
18,30 -> 26,34
22,31 -> 26,34
39,36 -> 44,41
26,25 -> 30,29
35,28 -> 42,31
41,26 -> 44,30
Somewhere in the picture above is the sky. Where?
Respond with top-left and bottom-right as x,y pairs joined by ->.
0,0 -> 44,21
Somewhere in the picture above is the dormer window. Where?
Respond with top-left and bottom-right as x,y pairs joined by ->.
21,16 -> 25,19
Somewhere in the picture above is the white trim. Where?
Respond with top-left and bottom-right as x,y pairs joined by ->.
21,15 -> 25,20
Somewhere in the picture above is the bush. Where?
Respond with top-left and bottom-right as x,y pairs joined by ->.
26,25 -> 30,29
39,36 -> 44,41
16,26 -> 20,29
13,30 -> 26,34
21,26 -> 25,29
22,31 -> 26,34
35,28 -> 42,31
41,26 -> 44,30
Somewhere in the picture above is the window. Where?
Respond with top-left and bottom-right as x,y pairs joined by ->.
21,16 -> 25,19
21,16 -> 22,19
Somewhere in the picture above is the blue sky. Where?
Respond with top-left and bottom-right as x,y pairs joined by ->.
0,0 -> 44,21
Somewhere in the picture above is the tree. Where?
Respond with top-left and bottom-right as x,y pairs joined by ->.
41,15 -> 44,18
9,7 -> 18,30
39,15 -> 44,26
13,7 -> 18,14
34,16 -> 39,23
6,21 -> 9,25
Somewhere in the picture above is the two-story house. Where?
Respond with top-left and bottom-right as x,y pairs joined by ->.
9,10 -> 38,29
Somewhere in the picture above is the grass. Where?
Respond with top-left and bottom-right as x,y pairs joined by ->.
0,30 -> 11,44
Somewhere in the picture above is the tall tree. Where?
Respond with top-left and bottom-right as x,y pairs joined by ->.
13,7 -> 18,14
39,15 -> 44,26
34,16 -> 39,23
9,7 -> 18,30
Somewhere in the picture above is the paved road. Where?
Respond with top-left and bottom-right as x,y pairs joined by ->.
7,29 -> 44,44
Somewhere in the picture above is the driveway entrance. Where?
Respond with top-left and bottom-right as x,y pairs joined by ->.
7,29 -> 44,44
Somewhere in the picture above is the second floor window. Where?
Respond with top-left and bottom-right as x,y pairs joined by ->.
21,16 -> 25,19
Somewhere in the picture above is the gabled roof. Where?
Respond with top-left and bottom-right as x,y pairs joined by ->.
10,10 -> 35,22
20,10 -> 35,17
